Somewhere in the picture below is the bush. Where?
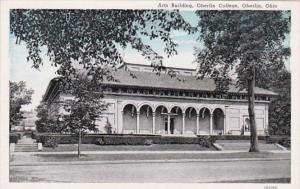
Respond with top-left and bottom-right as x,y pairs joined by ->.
31,131 -> 37,139
96,138 -> 105,145
144,139 -> 153,146
198,136 -> 211,148
43,137 -> 58,148
278,138 -> 291,148
34,133 -> 216,148
9,133 -> 19,143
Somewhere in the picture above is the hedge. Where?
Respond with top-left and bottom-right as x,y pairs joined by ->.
9,133 -> 19,143
35,133 -> 215,147
266,135 -> 291,147
208,135 -> 267,141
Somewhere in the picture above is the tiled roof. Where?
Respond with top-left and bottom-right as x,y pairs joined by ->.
103,69 -> 277,96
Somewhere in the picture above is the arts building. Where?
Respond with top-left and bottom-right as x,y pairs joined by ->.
42,63 -> 276,136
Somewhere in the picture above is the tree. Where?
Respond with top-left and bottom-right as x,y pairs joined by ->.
10,9 -> 194,78
268,70 -> 291,136
60,73 -> 108,157
194,11 -> 290,152
9,81 -> 34,131
10,10 -> 194,156
35,102 -> 60,133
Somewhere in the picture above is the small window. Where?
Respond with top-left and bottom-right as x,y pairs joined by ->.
112,88 -> 118,93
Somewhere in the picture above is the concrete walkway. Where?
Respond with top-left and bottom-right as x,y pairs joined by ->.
10,157 -> 291,166
12,149 -> 290,155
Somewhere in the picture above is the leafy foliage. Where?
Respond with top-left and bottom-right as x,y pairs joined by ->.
194,11 -> 290,90
194,11 -> 290,152
268,70 -> 291,135
9,81 -> 34,131
59,73 -> 108,136
35,103 -> 62,133
10,9 -> 194,77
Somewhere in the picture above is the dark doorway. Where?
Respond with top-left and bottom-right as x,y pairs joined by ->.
170,118 -> 174,134
164,117 -> 175,134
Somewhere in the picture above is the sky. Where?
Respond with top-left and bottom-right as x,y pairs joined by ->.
9,10 -> 290,111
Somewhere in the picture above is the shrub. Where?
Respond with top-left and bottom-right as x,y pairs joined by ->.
43,137 -> 58,148
278,138 -> 291,148
144,139 -> 153,146
31,131 -> 37,139
198,136 -> 211,148
9,134 -> 19,143
96,137 -> 105,145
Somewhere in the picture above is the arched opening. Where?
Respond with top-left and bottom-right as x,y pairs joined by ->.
185,107 -> 197,134
155,105 -> 168,134
170,106 -> 183,134
123,104 -> 137,134
139,105 -> 153,134
213,108 -> 225,135
199,107 -> 211,135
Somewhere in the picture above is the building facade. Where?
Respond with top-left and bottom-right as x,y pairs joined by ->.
43,63 -> 276,136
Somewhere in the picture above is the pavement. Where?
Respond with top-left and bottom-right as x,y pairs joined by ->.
9,145 -> 291,183
10,149 -> 290,166
10,158 -> 291,183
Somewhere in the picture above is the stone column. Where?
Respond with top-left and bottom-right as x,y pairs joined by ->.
152,112 -> 156,134
136,111 -> 140,134
119,111 -> 124,134
182,113 -> 185,135
196,113 -> 199,135
167,114 -> 171,134
210,113 -> 213,135
223,115 -> 226,135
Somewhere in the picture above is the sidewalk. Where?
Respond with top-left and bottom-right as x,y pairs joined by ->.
10,150 -> 290,166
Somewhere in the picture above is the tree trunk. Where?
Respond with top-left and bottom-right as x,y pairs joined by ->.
78,129 -> 81,157
248,66 -> 259,152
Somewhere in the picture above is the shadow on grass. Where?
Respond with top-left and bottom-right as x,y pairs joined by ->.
210,177 -> 291,183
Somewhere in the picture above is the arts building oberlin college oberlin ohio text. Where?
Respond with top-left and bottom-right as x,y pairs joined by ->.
157,2 -> 278,9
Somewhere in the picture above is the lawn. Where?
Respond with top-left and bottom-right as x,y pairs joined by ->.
33,151 -> 290,163
42,143 -> 216,152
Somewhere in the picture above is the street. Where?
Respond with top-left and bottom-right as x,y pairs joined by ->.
10,159 -> 290,183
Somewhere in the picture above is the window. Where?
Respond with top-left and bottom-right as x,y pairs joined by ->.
112,87 -> 118,93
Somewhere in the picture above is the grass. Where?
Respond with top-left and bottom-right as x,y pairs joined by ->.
42,144 -> 216,152
212,177 -> 291,183
33,151 -> 290,162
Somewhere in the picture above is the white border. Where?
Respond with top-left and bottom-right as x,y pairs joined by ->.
1,1 -> 299,189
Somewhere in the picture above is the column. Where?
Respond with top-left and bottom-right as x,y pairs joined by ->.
136,111 -> 140,134
210,113 -> 213,135
119,111 -> 124,134
152,112 -> 156,134
196,113 -> 199,135
167,115 -> 170,134
223,115 -> 226,135
182,113 -> 185,135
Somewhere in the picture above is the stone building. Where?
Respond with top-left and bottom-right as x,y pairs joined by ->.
42,63 -> 276,136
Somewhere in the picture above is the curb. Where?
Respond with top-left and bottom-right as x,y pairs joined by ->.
12,150 -> 290,155
10,157 -> 290,167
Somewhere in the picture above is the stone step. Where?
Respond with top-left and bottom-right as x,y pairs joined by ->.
14,149 -> 38,152
15,145 -> 38,147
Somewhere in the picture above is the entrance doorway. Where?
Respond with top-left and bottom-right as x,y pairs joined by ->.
164,117 -> 174,134
242,116 -> 251,135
